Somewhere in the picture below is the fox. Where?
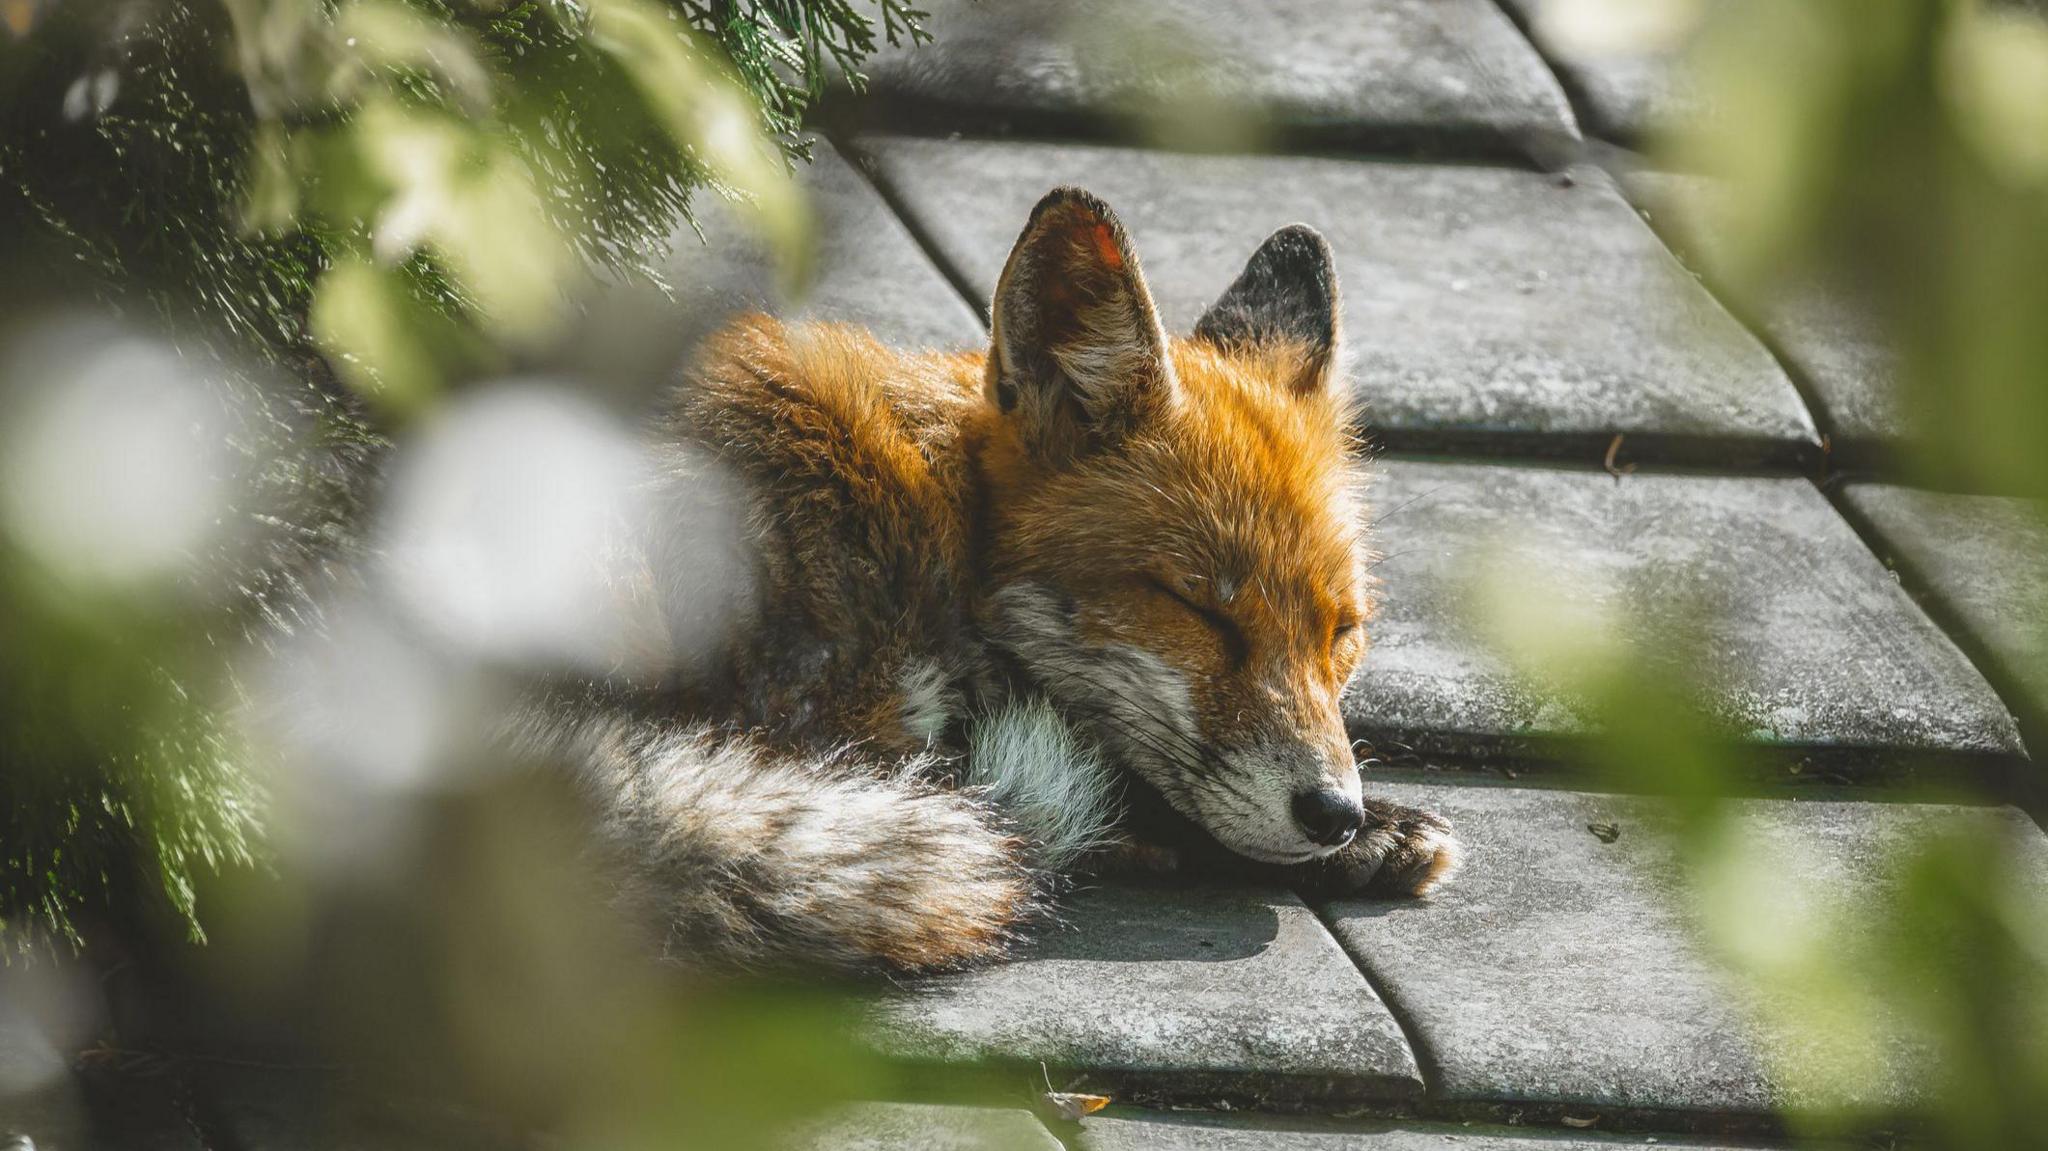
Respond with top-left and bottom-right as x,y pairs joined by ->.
524,187 -> 1460,971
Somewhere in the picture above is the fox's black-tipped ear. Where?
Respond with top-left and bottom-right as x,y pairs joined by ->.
988,187 -> 1177,464
1194,224 -> 1341,396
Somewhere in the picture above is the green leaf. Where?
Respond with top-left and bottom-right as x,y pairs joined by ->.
309,253 -> 441,415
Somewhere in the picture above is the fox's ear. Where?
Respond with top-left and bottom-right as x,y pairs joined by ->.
1194,224 -> 1341,396
987,188 -> 1177,463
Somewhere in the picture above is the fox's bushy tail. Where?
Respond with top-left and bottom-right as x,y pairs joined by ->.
518,711 -> 1037,971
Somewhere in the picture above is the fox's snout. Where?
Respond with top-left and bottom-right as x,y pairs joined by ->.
1291,786 -> 1364,848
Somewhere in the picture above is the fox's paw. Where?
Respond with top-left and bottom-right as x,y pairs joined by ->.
1298,799 -> 1462,898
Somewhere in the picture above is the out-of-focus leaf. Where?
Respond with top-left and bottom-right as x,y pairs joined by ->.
219,0 -> 328,117
349,99 -> 572,342
1534,0 -> 1706,57
241,121 -> 300,236
329,0 -> 492,112
309,253 -> 440,414
1940,7 -> 2048,187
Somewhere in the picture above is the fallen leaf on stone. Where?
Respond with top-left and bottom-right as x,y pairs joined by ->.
1039,1063 -> 1110,1121
1603,434 -> 1636,479
1042,1091 -> 1111,1121
1561,1114 -> 1599,1128
1587,822 -> 1621,844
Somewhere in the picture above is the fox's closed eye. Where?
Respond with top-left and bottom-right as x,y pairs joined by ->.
1331,619 -> 1362,654
1146,577 -> 1249,665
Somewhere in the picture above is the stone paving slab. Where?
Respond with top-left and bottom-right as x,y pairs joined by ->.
1495,1 -> 1708,141
784,1103 -> 1061,1151
1840,483 -> 2048,740
863,883 -> 1422,1105
855,136 -> 1816,464
1624,172 -> 1906,463
1077,1109 -> 1748,1149
1321,776 -> 2048,1117
551,144 -> 982,401
845,0 -> 1580,162
1344,457 -> 2023,766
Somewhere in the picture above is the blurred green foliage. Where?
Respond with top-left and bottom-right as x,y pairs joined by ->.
1483,4 -> 2048,1147
2,2 -> 943,1142
0,0 -> 929,957
0,555 -> 262,957
1676,0 -> 2048,499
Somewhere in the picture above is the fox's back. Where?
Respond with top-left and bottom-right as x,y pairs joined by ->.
658,315 -> 994,752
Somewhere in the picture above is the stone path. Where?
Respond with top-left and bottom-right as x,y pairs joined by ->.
10,4 -> 2045,1151
815,2 -> 2048,1146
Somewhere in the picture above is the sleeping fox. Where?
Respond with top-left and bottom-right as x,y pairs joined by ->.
530,187 -> 1460,971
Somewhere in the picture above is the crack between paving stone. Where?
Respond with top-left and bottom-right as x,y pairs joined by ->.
1369,433 -> 1813,475
823,99 -> 1562,173
1483,0 -> 1616,152
1304,890 -> 1809,1143
1820,487 -> 2044,821
826,132 -> 994,331
1620,196 -> 1850,474
1301,899 -> 1447,1102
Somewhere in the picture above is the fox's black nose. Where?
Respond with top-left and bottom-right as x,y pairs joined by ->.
1292,788 -> 1364,848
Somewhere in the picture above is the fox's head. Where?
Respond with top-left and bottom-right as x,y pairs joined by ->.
976,188 -> 1371,866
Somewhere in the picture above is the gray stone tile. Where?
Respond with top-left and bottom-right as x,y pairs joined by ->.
848,0 -> 1580,162
1345,459 -> 2023,764
1496,0 -> 1709,141
1841,483 -> 2048,737
1321,777 -> 2048,1115
856,136 -> 1815,463
551,144 -> 982,404
784,1103 -> 1060,1151
863,883 -> 1422,1105
1624,172 -> 1906,463
1077,1110 -> 1747,1149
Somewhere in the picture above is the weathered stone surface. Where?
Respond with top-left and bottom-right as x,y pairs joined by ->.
1321,777 -> 2048,1115
1495,0 -> 1708,141
1625,172 -> 1907,461
1344,458 -> 2023,763
848,0 -> 1579,161
857,136 -> 1815,462
784,1103 -> 1060,1151
1841,483 -> 2048,735
1077,1109 -> 1746,1149
550,144 -> 982,403
864,883 -> 1421,1104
